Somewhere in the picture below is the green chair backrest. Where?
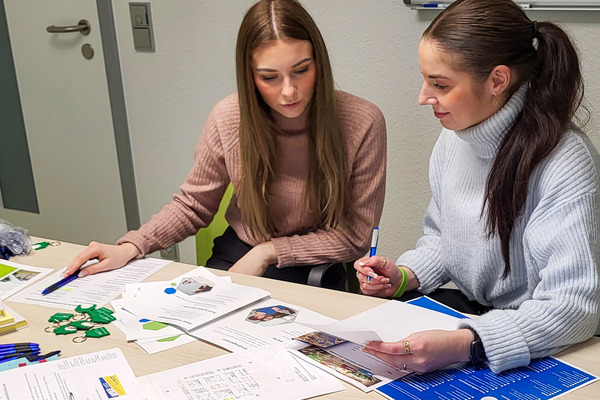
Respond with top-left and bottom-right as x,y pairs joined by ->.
195,184 -> 234,266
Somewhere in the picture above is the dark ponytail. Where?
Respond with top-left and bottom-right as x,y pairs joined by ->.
424,0 -> 587,278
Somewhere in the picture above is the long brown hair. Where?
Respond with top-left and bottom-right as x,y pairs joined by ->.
424,0 -> 587,277
235,0 -> 350,241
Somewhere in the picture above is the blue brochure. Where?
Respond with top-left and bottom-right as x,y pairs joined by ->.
376,296 -> 598,400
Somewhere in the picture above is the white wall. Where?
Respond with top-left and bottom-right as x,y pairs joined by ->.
112,1 -> 600,265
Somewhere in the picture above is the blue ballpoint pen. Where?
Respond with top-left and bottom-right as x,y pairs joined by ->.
0,343 -> 40,351
0,348 -> 39,356
0,348 -> 40,356
368,227 -> 379,281
41,258 -> 99,295
41,273 -> 79,295
422,3 -> 449,8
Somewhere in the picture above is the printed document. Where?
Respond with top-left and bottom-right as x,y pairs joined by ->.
377,296 -> 599,400
120,266 -> 270,333
0,348 -> 145,400
139,346 -> 345,400
0,259 -> 52,300
301,299 -> 461,343
192,297 -> 337,352
9,257 -> 172,309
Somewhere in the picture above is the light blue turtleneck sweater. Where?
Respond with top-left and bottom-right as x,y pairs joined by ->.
398,85 -> 600,373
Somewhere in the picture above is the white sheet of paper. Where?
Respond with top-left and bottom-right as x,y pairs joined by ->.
8,257 -> 172,309
111,298 -> 186,341
120,267 -> 270,333
303,300 -> 461,343
0,348 -> 145,400
192,297 -> 337,352
0,259 -> 52,300
139,346 -> 345,400
111,298 -> 198,354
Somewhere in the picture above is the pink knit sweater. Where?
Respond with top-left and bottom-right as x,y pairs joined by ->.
118,91 -> 386,267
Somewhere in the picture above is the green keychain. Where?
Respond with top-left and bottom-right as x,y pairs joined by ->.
31,241 -> 61,250
69,320 -> 95,330
73,327 -> 110,342
88,308 -> 116,324
95,307 -> 114,315
75,304 -> 97,314
48,312 -> 73,323
53,325 -> 78,335
32,242 -> 50,250
73,304 -> 97,320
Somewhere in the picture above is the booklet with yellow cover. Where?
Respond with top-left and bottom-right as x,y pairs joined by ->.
0,303 -> 28,335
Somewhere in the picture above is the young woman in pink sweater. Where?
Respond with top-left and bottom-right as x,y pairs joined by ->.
65,0 -> 386,290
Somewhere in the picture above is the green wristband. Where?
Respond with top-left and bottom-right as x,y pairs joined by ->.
392,267 -> 408,298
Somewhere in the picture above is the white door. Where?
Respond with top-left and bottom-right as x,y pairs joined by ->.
0,0 -> 137,245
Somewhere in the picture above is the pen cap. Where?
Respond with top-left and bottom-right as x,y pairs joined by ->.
371,227 -> 379,247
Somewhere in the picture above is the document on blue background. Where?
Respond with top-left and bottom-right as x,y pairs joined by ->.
377,357 -> 597,400
376,296 -> 599,400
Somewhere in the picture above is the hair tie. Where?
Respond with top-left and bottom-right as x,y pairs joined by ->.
532,20 -> 539,38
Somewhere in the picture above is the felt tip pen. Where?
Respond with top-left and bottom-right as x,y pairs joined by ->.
41,258 -> 99,295
368,227 -> 379,281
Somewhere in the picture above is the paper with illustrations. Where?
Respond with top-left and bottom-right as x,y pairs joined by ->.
192,297 -> 337,352
120,266 -> 270,333
0,259 -> 52,300
291,299 -> 462,391
139,346 -> 345,400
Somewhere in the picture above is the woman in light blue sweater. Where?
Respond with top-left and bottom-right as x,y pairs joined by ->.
356,0 -> 600,374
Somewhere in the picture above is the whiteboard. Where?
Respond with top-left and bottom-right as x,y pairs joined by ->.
404,0 -> 600,9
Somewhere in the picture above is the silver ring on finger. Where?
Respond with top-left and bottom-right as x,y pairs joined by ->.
403,363 -> 407,370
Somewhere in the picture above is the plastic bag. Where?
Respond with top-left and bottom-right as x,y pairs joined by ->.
0,218 -> 32,258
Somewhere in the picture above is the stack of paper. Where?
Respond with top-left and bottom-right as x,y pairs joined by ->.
113,266 -> 271,353
0,303 -> 27,335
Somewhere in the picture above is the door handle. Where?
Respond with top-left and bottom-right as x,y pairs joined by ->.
46,19 -> 90,35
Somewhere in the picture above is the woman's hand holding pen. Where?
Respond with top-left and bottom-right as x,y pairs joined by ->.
354,256 -> 418,297
64,242 -> 140,277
